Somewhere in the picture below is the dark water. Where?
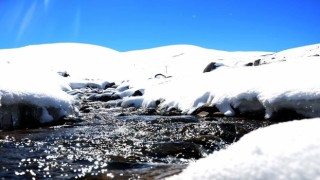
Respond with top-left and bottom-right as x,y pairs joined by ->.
0,106 -> 272,179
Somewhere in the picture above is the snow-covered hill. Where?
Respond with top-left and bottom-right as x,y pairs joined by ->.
2,42 -> 318,83
0,43 -> 272,82
1,42 -> 320,178
120,44 -> 272,79
0,43 -> 120,82
0,42 -> 320,128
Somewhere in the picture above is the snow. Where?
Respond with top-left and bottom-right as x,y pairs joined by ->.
1,42 -> 320,178
132,58 -> 320,119
265,44 -> 320,63
0,62 -> 75,128
117,44 -> 320,119
121,96 -> 144,108
67,78 -> 112,89
1,42 -> 320,127
0,43 -> 122,82
0,43 -> 270,83
168,118 -> 320,180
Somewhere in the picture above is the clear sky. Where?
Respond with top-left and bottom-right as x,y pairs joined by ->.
0,0 -> 319,52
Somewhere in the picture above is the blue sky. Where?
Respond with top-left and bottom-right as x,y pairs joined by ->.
0,0 -> 319,52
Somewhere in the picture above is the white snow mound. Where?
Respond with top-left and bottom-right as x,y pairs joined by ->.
0,64 -> 75,129
169,118 -> 320,180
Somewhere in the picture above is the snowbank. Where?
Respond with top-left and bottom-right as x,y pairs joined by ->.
169,118 -> 320,180
122,57 -> 320,119
67,78 -> 113,89
0,64 -> 75,129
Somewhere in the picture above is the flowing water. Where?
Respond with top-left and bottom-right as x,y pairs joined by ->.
0,104 -> 273,179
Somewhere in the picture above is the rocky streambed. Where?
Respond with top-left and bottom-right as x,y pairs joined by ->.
0,87 -> 275,179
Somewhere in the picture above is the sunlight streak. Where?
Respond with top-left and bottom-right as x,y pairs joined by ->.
16,0 -> 37,42
74,8 -> 81,39
0,2 -> 25,35
44,0 -> 50,12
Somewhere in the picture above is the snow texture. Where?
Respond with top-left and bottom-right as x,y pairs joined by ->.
0,63 -> 75,128
136,58 -> 320,119
0,43 -> 320,128
1,43 -> 320,178
169,118 -> 320,180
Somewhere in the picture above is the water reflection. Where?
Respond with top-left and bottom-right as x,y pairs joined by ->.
0,108 -> 271,179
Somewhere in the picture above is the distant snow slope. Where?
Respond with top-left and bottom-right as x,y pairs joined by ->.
169,118 -> 320,180
120,44 -> 272,79
0,43 -> 120,82
264,44 -> 320,62
0,43 -> 271,82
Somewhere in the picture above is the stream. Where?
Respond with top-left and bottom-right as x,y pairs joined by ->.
0,98 -> 273,179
